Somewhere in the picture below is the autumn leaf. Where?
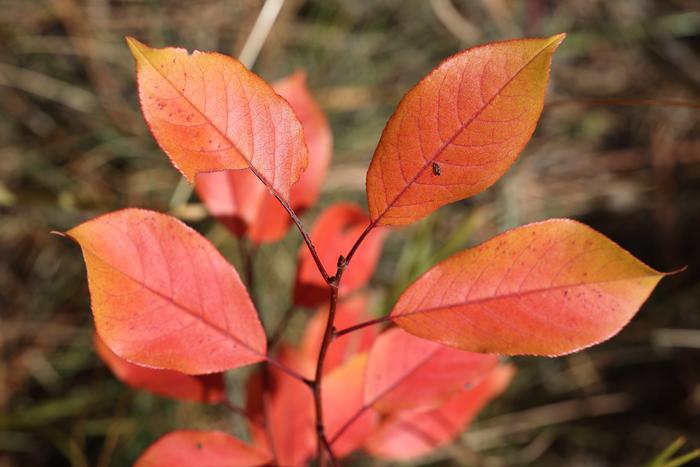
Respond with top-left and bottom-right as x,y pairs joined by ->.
247,347 -> 315,466
391,219 -> 667,356
276,70 -> 333,212
366,34 -> 565,226
294,203 -> 386,307
67,208 -> 266,374
93,333 -> 225,403
300,294 -> 380,375
195,70 -> 332,244
364,328 -> 499,413
364,364 -> 514,460
323,353 -> 378,457
135,430 -> 270,467
127,38 -> 308,202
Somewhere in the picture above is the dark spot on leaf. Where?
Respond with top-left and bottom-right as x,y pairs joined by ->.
195,442 -> 203,450
432,162 -> 441,176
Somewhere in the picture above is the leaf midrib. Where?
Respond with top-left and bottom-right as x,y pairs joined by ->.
374,37 -> 560,224
132,44 -> 282,199
392,272 -> 662,320
83,244 -> 264,359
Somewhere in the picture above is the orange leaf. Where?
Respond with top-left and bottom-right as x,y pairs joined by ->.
364,364 -> 514,460
135,430 -> 270,467
366,34 -> 565,226
195,71 -> 332,244
247,347 -> 315,466
300,295 -> 379,374
364,328 -> 499,413
323,353 -> 378,458
391,219 -> 667,356
294,203 -> 386,307
127,38 -> 308,202
93,333 -> 225,403
67,208 -> 266,374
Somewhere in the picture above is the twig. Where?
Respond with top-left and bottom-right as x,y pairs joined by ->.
333,315 -> 392,339
248,164 -> 330,283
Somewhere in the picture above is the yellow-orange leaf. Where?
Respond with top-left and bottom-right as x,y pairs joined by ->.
391,219 -> 667,356
366,34 -> 565,226
128,38 -> 308,202
68,209 -> 266,374
135,431 -> 270,467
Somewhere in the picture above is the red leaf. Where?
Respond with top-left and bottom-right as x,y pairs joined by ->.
67,208 -> 266,374
276,70 -> 332,212
391,219 -> 667,356
294,203 -> 386,307
364,328 -> 499,413
195,70 -> 332,244
93,333 -> 224,403
323,353 -> 378,457
194,169 -> 290,243
135,430 -> 270,467
247,347 -> 315,466
366,34 -> 565,226
128,38 -> 308,202
364,364 -> 514,460
300,295 -> 379,374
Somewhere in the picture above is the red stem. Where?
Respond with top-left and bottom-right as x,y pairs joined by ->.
345,221 -> 376,266
248,164 -> 331,284
310,257 -> 346,466
333,315 -> 392,339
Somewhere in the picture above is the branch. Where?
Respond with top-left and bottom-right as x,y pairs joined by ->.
310,256 -> 346,467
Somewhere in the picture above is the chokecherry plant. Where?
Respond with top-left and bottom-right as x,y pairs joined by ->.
61,34 -> 670,466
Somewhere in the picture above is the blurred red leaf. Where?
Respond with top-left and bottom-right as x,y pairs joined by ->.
128,38 -> 307,202
195,70 -> 332,244
247,347 -> 315,466
391,219 -> 667,356
67,208 -> 266,374
364,328 -> 498,413
135,430 -> 270,467
364,364 -> 515,460
294,203 -> 386,307
366,34 -> 565,226
323,353 -> 378,457
93,333 -> 225,403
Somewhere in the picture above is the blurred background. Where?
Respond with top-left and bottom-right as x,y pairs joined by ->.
1,0 -> 699,465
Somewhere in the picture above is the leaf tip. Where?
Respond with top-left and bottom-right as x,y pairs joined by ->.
550,32 -> 567,44
125,36 -> 148,60
50,230 -> 66,238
